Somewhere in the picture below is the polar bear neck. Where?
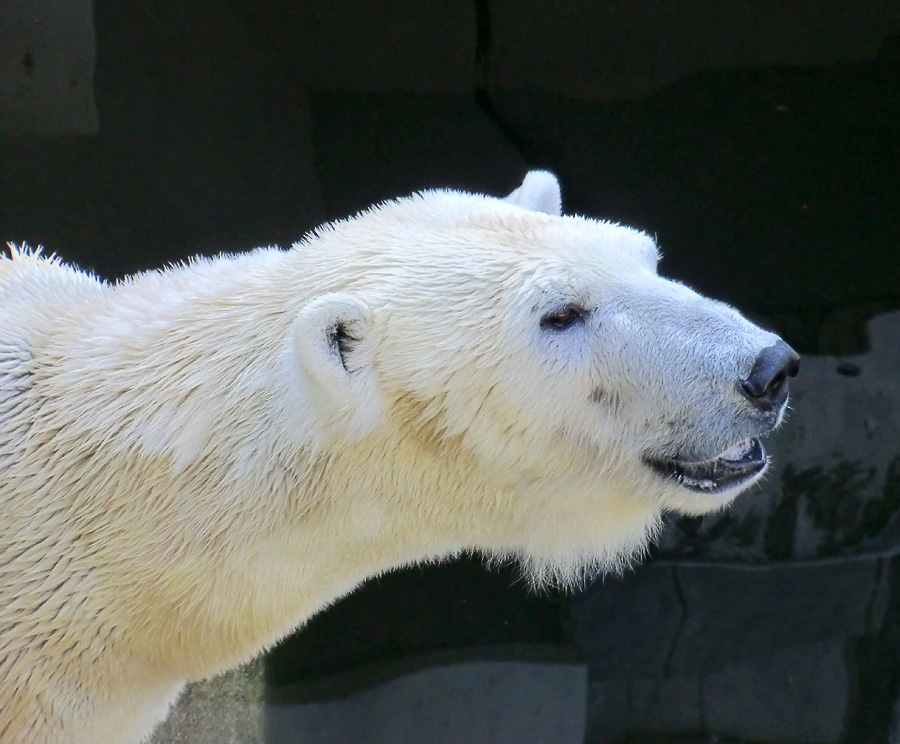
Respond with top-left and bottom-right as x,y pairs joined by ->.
120,429 -> 657,681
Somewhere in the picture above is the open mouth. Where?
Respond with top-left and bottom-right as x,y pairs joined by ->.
644,438 -> 768,494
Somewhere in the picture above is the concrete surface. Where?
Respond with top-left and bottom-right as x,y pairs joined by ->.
149,660 -> 265,744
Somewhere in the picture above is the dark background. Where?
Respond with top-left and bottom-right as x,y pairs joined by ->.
3,2 -> 900,742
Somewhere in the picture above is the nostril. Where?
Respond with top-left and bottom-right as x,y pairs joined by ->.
741,376 -> 766,400
740,339 -> 801,410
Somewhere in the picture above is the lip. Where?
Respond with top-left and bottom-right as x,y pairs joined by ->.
643,437 -> 768,495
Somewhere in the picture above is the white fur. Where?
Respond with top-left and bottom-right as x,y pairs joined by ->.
0,172 -> 786,743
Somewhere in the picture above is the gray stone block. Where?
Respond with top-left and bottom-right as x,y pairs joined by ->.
703,640 -> 847,743
297,2 -> 475,94
0,0 -> 98,134
489,0 -> 896,100
573,558 -> 886,678
267,659 -> 587,744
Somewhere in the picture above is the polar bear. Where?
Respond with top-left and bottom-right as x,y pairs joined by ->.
0,172 -> 798,744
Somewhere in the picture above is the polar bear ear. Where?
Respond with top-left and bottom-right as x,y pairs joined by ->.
290,293 -> 382,440
503,170 -> 562,216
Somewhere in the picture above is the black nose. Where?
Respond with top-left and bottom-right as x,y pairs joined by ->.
740,339 -> 800,412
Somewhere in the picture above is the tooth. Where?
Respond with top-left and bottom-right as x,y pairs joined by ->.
719,439 -> 752,461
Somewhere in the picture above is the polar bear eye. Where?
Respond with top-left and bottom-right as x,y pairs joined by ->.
540,304 -> 585,330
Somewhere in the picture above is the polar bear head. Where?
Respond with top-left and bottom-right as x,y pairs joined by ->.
286,172 -> 798,583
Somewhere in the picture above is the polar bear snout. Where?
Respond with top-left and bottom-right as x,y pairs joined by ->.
739,339 -> 800,415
